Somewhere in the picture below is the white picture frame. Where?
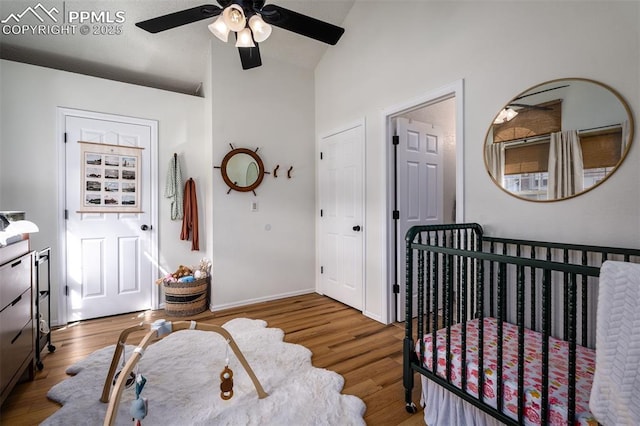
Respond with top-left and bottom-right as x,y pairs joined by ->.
78,141 -> 143,213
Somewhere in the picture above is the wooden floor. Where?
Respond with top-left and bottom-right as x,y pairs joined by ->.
0,293 -> 425,425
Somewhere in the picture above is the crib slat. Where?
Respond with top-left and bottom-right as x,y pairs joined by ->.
581,250 -> 588,346
530,246 -> 537,330
489,241 -> 496,316
426,232 -> 432,334
460,230 -> 468,393
477,236 -> 486,406
431,233 -> 439,381
470,229 -> 477,320
445,235 -> 452,382
541,269 -> 551,425
563,248 -> 570,341
517,264 -> 525,424
568,273 -> 578,424
417,233 -> 425,358
496,261 -> 506,413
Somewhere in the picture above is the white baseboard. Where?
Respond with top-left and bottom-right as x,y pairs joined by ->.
363,309 -> 385,324
210,288 -> 316,312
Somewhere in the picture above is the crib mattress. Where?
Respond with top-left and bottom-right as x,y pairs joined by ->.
416,317 -> 597,425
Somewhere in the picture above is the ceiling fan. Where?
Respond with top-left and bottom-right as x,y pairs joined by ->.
507,84 -> 570,111
494,84 -> 568,124
135,0 -> 345,70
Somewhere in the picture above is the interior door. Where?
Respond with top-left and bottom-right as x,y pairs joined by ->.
64,113 -> 155,321
396,117 -> 444,321
319,124 -> 364,310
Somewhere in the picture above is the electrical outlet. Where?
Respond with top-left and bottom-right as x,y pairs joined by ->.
251,201 -> 258,212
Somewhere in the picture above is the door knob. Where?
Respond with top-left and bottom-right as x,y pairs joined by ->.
352,225 -> 361,232
141,224 -> 152,231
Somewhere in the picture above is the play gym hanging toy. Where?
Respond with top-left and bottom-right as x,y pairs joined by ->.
220,339 -> 234,400
129,364 -> 148,425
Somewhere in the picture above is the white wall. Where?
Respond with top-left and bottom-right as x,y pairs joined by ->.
0,59 -> 210,324
2,1 -> 637,326
209,43 -> 317,308
315,1 -> 640,322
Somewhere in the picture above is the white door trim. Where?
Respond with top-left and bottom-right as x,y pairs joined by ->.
56,107 -> 159,324
316,118 -> 366,312
381,79 -> 465,324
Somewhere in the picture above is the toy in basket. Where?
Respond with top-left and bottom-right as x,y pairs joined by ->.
157,259 -> 212,317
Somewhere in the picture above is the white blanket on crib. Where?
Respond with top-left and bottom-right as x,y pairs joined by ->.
590,261 -> 640,425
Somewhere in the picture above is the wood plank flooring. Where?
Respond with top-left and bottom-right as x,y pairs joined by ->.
0,293 -> 425,425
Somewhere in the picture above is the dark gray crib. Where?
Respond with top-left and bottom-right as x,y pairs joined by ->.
402,223 -> 640,425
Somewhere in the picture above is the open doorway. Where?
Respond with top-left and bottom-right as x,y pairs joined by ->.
384,81 -> 464,323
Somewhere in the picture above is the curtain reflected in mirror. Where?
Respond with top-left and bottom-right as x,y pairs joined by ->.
484,78 -> 634,201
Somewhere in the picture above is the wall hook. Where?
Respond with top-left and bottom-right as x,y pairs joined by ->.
273,165 -> 280,178
287,166 -> 293,179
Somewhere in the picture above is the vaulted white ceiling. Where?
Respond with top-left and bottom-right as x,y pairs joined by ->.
0,0 -> 354,95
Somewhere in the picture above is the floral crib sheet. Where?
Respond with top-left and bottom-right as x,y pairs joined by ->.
416,317 -> 597,425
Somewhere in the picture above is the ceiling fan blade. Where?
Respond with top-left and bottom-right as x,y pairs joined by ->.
260,4 -> 345,45
513,84 -> 570,100
238,44 -> 262,70
136,4 -> 222,33
509,103 -> 552,111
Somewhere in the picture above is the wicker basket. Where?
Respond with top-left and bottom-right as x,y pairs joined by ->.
163,277 -> 209,317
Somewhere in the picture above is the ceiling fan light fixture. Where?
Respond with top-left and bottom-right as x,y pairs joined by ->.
249,14 -> 272,43
235,27 -> 255,48
208,15 -> 230,42
494,107 -> 519,124
223,4 -> 246,32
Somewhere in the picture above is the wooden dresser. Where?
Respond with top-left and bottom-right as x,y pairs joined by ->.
0,239 -> 35,406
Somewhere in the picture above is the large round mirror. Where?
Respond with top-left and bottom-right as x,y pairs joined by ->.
484,78 -> 634,201
219,148 -> 266,193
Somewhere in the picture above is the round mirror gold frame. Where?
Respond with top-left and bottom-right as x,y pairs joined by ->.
219,147 -> 266,194
484,78 -> 634,202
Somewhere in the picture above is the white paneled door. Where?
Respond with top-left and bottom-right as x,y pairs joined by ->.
63,111 -> 156,321
396,117 -> 444,322
319,124 -> 364,310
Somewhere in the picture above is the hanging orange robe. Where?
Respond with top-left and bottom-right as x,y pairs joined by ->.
180,178 -> 199,251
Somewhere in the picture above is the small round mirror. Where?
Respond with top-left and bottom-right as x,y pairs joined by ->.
220,148 -> 265,193
484,78 -> 634,201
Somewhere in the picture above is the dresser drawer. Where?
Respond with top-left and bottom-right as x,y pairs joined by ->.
0,310 -> 33,394
0,252 -> 32,311
0,239 -> 28,265
0,287 -> 32,337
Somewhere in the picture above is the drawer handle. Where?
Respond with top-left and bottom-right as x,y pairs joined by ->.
11,294 -> 22,306
11,259 -> 22,268
11,330 -> 22,344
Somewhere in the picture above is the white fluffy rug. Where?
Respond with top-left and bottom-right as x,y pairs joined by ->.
42,318 -> 366,425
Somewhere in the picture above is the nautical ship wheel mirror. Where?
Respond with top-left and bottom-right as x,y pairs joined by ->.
215,145 -> 269,195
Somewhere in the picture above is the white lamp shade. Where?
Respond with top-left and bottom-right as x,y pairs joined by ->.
249,14 -> 272,43
208,15 -> 229,42
223,4 -> 246,32
235,28 -> 255,48
5,220 -> 39,234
